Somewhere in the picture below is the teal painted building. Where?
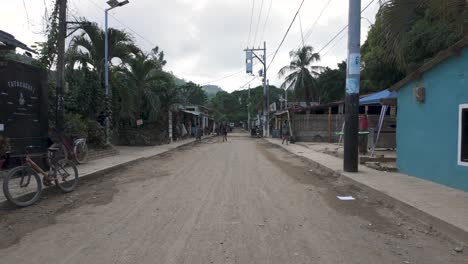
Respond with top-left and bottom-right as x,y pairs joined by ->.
391,38 -> 468,192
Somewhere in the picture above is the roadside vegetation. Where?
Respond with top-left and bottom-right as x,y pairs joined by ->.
30,0 -> 467,143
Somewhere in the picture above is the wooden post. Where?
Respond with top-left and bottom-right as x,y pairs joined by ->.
328,107 -> 332,143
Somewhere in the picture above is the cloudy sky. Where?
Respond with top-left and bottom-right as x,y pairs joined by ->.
2,0 -> 379,92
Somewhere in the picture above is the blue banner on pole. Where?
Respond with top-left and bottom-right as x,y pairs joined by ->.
346,78 -> 359,94
246,50 -> 253,74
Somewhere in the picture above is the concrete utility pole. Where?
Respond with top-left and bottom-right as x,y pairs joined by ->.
263,41 -> 269,138
344,0 -> 361,172
247,84 -> 251,131
105,0 -> 129,144
56,0 -> 67,135
244,41 -> 268,137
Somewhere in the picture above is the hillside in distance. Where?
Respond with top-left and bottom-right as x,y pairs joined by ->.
202,85 -> 224,98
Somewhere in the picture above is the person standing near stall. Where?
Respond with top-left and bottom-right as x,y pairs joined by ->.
282,120 -> 290,145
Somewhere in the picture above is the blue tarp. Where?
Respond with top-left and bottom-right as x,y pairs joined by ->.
359,89 -> 397,105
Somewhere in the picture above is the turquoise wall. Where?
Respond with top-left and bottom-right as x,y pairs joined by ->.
397,47 -> 468,192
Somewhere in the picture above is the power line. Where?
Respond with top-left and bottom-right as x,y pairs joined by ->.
252,0 -> 264,47
240,76 -> 258,89
321,31 -> 347,57
22,0 -> 31,29
317,25 -> 348,54
200,69 -> 245,86
303,0 -> 333,43
84,0 -> 157,48
317,0 -> 377,54
266,0 -> 306,70
259,0 -> 272,46
298,12 -> 305,47
246,0 -> 256,47
200,51 -> 274,86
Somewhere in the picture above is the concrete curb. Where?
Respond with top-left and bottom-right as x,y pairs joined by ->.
267,139 -> 468,245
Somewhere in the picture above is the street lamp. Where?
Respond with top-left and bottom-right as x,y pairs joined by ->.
105,0 -> 129,144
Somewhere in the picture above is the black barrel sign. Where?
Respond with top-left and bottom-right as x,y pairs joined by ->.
0,59 -> 48,153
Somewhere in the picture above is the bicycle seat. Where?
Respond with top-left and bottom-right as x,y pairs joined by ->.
48,147 -> 60,152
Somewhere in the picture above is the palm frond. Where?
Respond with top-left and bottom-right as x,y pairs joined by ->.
278,65 -> 298,77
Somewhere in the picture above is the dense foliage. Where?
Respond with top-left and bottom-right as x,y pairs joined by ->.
209,85 -> 285,123
38,19 -> 213,146
279,1 -> 468,105
278,46 -> 322,102
32,1 -> 468,145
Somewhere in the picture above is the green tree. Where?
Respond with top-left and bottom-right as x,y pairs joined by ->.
378,0 -> 467,72
360,15 -> 404,90
66,21 -> 139,77
278,46 -> 322,102
117,48 -> 168,123
318,61 -> 347,103
179,82 -> 208,106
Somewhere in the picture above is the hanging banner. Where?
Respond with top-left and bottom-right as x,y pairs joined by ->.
348,53 -> 361,75
269,102 -> 277,112
246,50 -> 253,74
346,78 -> 359,94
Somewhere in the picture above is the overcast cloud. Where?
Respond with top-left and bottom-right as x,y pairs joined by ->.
1,0 -> 380,92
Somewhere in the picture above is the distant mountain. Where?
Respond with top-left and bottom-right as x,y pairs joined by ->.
202,85 -> 224,98
172,75 -> 187,86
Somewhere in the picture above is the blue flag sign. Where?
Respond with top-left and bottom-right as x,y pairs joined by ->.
348,53 -> 361,75
246,50 -> 253,74
346,78 -> 359,95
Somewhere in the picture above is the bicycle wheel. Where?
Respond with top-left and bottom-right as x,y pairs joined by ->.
3,166 -> 42,207
53,159 -> 79,192
73,140 -> 88,164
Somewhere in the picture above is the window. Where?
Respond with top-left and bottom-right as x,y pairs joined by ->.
459,104 -> 468,166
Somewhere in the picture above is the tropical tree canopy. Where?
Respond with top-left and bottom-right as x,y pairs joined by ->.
179,82 -> 208,106
67,21 -> 138,75
278,46 -> 322,102
377,0 -> 468,72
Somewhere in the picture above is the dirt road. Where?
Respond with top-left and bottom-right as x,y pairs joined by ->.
0,134 -> 466,264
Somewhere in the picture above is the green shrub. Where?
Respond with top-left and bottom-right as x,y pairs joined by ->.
86,120 -> 106,147
64,113 -> 88,138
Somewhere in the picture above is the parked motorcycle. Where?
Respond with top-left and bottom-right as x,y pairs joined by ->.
255,128 -> 263,138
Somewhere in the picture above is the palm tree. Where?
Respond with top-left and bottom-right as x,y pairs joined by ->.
278,46 -> 322,102
378,0 -> 467,67
118,49 -> 165,122
66,21 -> 138,77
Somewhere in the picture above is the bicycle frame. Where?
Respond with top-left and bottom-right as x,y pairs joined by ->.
25,154 -> 48,179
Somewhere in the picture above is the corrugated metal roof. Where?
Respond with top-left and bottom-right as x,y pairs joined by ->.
0,30 -> 35,53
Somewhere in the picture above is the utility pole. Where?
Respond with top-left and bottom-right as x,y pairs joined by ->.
265,77 -> 269,137
262,41 -> 269,137
344,0 -> 361,172
285,88 -> 288,110
56,0 -> 67,135
104,0 -> 130,144
244,41 -> 268,137
247,84 -> 251,131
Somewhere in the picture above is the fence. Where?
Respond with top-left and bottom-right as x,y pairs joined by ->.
290,113 -> 396,147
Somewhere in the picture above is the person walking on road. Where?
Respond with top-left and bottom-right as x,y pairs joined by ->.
282,120 -> 290,145
221,123 -> 228,142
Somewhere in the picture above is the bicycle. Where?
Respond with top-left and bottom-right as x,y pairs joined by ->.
2,146 -> 79,207
48,132 -> 88,164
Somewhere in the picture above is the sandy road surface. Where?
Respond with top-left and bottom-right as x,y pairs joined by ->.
0,134 -> 466,264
